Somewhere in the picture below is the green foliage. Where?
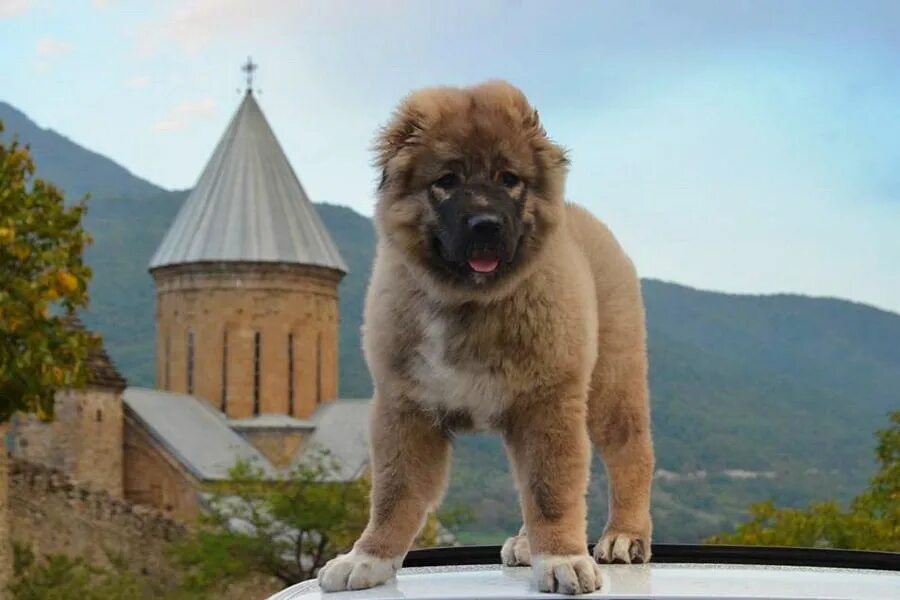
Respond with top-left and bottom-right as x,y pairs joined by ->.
0,121 -> 94,422
8,543 -> 173,600
169,450 -> 371,589
708,411 -> 899,550
170,449 -> 468,590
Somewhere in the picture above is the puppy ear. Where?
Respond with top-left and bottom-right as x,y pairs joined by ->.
549,141 -> 570,168
527,109 -> 570,169
373,99 -> 424,174
525,108 -> 542,132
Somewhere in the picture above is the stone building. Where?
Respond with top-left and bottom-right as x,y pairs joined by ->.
149,89 -> 347,419
10,316 -> 127,496
125,86 -> 368,519
7,83 -> 371,524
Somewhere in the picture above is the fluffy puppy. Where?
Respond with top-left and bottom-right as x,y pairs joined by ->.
318,81 -> 654,595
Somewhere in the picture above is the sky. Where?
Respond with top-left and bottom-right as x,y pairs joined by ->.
2,0 -> 899,313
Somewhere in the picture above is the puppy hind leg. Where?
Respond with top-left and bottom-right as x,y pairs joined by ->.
588,354 -> 654,564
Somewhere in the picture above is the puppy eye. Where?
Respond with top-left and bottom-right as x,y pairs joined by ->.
500,171 -> 520,187
434,173 -> 458,188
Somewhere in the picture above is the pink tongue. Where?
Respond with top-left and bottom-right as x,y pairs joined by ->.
468,257 -> 499,273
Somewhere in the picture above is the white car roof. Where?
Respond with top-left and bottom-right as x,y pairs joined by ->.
267,562 -> 899,599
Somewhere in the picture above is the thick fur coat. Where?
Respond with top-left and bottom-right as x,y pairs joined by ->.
318,81 -> 654,595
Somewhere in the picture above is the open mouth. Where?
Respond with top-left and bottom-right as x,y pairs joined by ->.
466,245 -> 500,273
431,235 -> 506,277
469,256 -> 500,273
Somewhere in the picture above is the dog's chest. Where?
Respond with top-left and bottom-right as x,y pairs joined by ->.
411,315 -> 512,430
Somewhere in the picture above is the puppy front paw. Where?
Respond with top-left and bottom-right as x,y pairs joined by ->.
317,549 -> 402,592
593,530 -> 650,564
501,532 -> 532,566
532,553 -> 602,594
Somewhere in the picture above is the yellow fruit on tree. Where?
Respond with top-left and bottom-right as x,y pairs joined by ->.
56,271 -> 79,293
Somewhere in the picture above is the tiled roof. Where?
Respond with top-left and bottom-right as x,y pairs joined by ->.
61,315 -> 127,390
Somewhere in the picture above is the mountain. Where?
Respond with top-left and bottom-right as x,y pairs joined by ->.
3,103 -> 898,544
0,101 -> 163,201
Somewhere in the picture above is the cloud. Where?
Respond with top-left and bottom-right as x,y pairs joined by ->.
33,36 -> 74,74
92,0 -> 111,8
125,75 -> 151,88
36,37 -> 74,58
136,0 -> 272,56
133,0 -> 402,57
0,0 -> 34,19
153,97 -> 216,132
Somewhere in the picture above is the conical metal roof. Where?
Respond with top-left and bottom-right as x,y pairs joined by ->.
149,92 -> 347,273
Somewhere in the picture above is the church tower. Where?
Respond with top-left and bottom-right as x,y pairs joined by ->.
149,62 -> 346,420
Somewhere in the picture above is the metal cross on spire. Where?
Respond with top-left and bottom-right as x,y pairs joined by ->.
241,57 -> 258,94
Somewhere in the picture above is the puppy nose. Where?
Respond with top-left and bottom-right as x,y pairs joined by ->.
467,214 -> 502,238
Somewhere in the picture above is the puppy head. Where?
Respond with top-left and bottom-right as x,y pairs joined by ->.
373,80 -> 569,301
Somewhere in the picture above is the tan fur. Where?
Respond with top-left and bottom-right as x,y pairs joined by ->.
320,81 -> 654,594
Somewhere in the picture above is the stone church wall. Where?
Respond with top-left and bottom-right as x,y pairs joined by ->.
123,411 -> 202,520
8,459 -> 282,598
9,387 -> 123,496
1,426 -> 11,587
9,459 -> 185,580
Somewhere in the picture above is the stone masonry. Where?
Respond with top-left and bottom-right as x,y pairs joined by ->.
153,262 -> 341,420
9,459 -> 185,581
122,410 -> 204,521
0,424 -> 11,587
11,387 -> 124,496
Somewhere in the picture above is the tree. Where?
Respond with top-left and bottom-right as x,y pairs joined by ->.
0,121 -> 94,422
707,411 -> 899,550
169,449 -> 464,592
